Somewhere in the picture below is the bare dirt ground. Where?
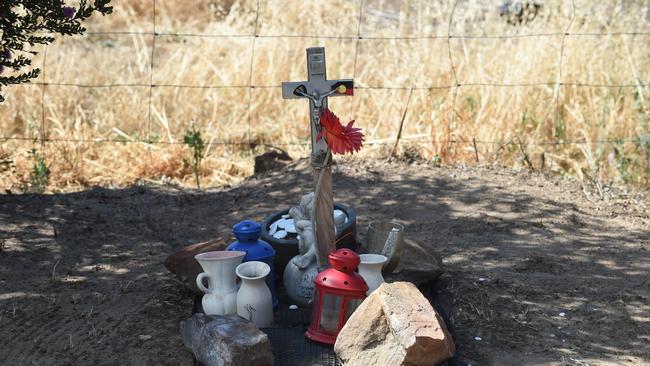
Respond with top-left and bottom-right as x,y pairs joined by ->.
1,159 -> 648,366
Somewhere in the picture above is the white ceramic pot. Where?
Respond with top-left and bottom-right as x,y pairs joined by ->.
358,254 -> 388,295
195,250 -> 246,316
236,261 -> 273,328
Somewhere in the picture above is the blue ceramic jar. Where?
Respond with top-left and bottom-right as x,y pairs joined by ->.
227,220 -> 278,308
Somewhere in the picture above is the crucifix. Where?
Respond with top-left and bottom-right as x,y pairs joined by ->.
282,47 -> 354,269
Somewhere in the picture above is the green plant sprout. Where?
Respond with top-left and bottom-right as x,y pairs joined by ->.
184,129 -> 205,189
29,148 -> 49,193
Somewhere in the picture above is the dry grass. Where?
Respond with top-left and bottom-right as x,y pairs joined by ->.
0,0 -> 648,192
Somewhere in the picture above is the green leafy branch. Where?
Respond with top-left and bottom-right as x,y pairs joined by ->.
0,0 -> 113,102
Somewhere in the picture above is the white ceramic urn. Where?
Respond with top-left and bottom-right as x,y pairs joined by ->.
195,250 -> 246,316
236,261 -> 273,328
358,254 -> 388,295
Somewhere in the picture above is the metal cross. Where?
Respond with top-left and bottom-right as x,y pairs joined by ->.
282,47 -> 354,166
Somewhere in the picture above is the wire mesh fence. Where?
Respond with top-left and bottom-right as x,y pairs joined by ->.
1,0 -> 649,189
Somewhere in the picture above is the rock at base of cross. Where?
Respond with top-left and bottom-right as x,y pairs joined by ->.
181,313 -> 274,366
334,281 -> 455,366
384,237 -> 443,286
254,150 -> 292,175
165,239 -> 228,293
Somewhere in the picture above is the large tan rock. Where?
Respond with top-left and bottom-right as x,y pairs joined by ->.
334,282 -> 455,366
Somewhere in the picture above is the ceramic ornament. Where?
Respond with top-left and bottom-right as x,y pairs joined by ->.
283,193 -> 320,306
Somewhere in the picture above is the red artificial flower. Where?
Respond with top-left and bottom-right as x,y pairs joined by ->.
316,108 -> 364,154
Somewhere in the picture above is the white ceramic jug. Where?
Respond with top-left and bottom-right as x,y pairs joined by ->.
358,254 -> 388,295
236,261 -> 273,328
195,250 -> 246,315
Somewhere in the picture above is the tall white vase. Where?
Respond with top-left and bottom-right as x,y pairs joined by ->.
358,254 -> 388,295
195,250 -> 246,316
236,261 -> 273,328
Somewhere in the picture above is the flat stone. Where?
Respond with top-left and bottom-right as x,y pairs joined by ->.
272,230 -> 287,239
384,237 -> 443,285
181,313 -> 274,366
269,222 -> 278,235
164,239 -> 228,292
334,282 -> 454,366
285,224 -> 296,234
276,218 -> 288,229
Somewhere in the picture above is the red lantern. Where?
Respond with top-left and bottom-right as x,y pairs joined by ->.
306,249 -> 368,344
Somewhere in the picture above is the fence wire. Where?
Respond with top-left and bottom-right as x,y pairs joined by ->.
2,0 -> 649,167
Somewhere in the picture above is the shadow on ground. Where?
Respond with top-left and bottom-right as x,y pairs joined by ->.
1,159 -> 648,365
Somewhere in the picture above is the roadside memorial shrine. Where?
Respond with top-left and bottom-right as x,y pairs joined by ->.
172,47 -> 455,366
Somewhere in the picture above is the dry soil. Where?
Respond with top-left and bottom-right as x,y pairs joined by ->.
0,159 -> 648,365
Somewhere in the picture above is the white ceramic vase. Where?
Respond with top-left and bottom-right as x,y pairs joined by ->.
195,250 -> 246,316
236,261 -> 273,328
358,254 -> 388,295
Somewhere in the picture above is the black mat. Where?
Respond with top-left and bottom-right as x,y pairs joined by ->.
261,290 -> 341,366
262,326 -> 341,366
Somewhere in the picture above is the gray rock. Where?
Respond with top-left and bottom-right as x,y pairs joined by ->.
181,313 -> 274,366
384,237 -> 443,285
253,150 -> 292,175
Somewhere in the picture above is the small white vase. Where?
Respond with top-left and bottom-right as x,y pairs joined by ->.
358,254 -> 388,295
195,250 -> 246,316
236,261 -> 273,328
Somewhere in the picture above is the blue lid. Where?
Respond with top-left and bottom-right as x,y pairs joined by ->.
232,220 -> 261,242
228,220 -> 276,261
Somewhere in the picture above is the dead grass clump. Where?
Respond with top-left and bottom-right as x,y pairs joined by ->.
0,0 -> 648,192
